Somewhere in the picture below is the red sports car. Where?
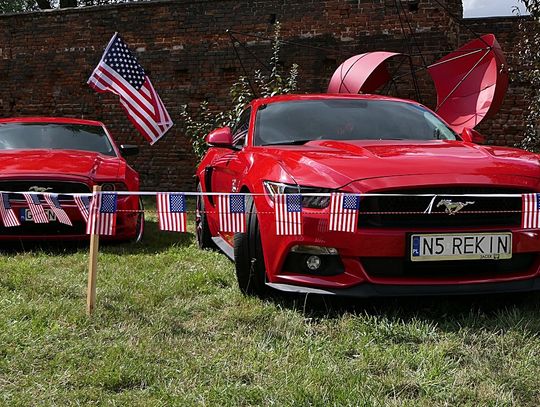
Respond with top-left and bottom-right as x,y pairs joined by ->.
0,117 -> 143,241
196,94 -> 540,297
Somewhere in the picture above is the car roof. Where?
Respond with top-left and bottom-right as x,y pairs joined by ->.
0,117 -> 105,126
249,93 -> 421,109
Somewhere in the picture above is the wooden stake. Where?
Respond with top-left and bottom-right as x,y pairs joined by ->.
86,185 -> 101,316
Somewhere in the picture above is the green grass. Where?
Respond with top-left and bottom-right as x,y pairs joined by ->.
2,199 -> 540,405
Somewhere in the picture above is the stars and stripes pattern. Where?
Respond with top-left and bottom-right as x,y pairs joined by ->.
218,194 -> 246,233
87,33 -> 173,145
0,193 -> 20,227
157,193 -> 187,232
522,193 -> 540,229
74,195 -> 91,222
87,193 -> 118,236
329,193 -> 360,233
22,193 -> 49,224
275,194 -> 302,236
43,193 -> 73,226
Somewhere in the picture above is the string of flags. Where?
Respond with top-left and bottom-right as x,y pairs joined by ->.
0,191 -> 540,236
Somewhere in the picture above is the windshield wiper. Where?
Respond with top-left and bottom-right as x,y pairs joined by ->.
262,139 -> 314,146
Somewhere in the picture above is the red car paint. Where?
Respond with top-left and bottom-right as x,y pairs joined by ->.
0,117 -> 141,241
197,94 -> 540,296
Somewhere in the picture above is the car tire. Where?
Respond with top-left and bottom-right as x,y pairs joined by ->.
234,194 -> 267,296
131,197 -> 145,243
196,182 -> 216,250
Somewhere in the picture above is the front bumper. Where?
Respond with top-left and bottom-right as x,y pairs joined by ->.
267,277 -> 540,297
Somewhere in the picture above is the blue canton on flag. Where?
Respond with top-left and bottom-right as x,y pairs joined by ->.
100,193 -> 118,213
287,194 -> 302,212
169,193 -> 186,213
343,194 -> 360,211
229,195 -> 246,213
103,36 -> 146,90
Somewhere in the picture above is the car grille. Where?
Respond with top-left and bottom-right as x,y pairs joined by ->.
0,180 -> 91,201
361,254 -> 537,280
358,187 -> 526,229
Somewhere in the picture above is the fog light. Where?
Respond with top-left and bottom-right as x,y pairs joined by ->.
306,255 -> 322,271
291,245 -> 338,255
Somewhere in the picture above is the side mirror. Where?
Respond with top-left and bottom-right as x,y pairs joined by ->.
206,127 -> 234,148
119,144 -> 139,157
461,127 -> 486,144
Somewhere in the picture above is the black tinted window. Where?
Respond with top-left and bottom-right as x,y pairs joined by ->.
0,123 -> 116,156
254,99 -> 457,146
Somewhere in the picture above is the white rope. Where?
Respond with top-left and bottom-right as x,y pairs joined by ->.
0,190 -> 528,198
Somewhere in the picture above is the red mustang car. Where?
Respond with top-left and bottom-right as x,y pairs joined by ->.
0,117 -> 143,241
196,94 -> 540,297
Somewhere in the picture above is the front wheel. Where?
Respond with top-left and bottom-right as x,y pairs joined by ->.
131,197 -> 145,243
234,195 -> 267,296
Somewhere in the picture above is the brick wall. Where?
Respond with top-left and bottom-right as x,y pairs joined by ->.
0,0 -> 527,190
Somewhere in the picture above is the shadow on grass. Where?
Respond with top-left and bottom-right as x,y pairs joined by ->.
0,220 -> 194,256
270,289 -> 540,333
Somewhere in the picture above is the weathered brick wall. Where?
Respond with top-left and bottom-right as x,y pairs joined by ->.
0,0 -> 527,190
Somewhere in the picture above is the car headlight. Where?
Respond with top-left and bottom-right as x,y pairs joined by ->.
99,182 -> 128,191
263,181 -> 332,209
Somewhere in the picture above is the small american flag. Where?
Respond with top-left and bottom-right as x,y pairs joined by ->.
522,193 -> 540,229
329,193 -> 360,233
87,33 -> 173,145
157,193 -> 187,232
74,195 -> 91,222
43,194 -> 72,226
275,194 -> 302,236
218,194 -> 246,233
87,193 -> 118,236
22,193 -> 49,224
0,193 -> 20,227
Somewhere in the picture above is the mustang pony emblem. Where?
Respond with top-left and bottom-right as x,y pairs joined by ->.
28,186 -> 53,193
436,199 -> 475,215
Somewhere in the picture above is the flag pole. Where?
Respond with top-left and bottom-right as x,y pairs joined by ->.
86,185 -> 101,316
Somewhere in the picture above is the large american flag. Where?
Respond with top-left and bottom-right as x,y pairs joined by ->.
87,193 -> 118,236
157,193 -> 187,232
218,194 -> 246,233
87,33 -> 173,145
43,194 -> 73,226
275,194 -> 302,236
329,193 -> 360,233
522,193 -> 540,229
74,195 -> 91,223
22,193 -> 49,224
0,193 -> 20,227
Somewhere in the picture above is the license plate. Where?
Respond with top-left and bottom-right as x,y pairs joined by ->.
410,232 -> 512,262
21,208 -> 57,222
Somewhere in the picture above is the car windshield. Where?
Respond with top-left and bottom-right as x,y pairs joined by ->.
0,123 -> 116,156
254,99 -> 457,146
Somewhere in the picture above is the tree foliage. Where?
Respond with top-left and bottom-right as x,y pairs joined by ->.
180,22 -> 299,161
517,0 -> 540,151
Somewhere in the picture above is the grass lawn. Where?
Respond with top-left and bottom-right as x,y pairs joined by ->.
1,198 -> 540,405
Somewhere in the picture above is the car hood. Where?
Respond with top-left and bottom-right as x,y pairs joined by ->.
258,140 -> 540,188
0,149 -> 123,179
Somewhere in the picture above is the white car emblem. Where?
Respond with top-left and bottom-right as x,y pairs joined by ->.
436,199 -> 475,215
28,186 -> 53,193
